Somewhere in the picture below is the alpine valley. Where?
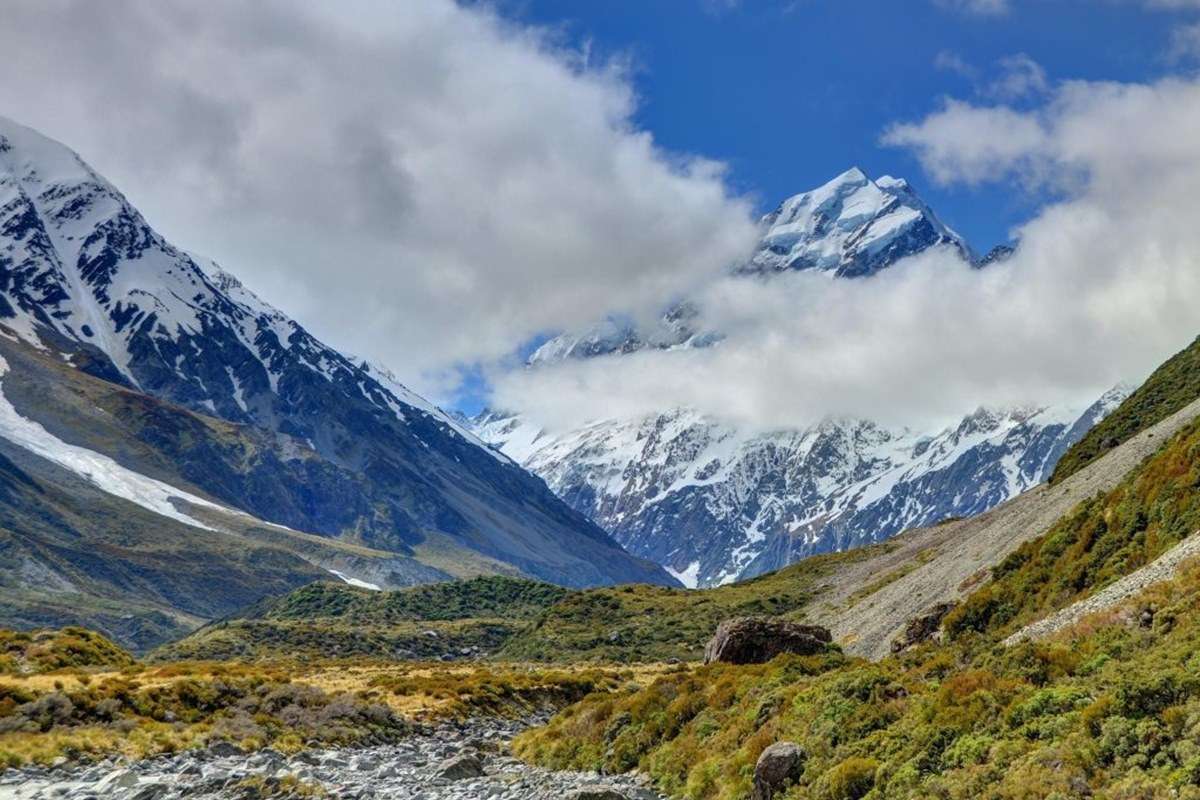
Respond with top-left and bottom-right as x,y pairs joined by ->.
0,115 -> 676,650
473,168 -> 1130,588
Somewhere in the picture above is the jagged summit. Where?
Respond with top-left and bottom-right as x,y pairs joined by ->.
745,166 -> 974,278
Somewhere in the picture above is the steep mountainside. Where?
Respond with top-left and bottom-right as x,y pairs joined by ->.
0,115 -> 674,594
475,170 -> 1123,586
1050,333 -> 1200,483
0,336 -> 471,651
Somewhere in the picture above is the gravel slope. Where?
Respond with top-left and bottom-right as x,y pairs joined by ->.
1003,530 -> 1200,646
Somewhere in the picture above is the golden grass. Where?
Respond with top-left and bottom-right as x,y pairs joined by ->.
0,657 -> 682,769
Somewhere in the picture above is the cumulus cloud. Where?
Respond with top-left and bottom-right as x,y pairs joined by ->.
0,0 -> 756,386
495,76 -> 1200,432
934,52 -> 1051,103
880,101 -> 1050,186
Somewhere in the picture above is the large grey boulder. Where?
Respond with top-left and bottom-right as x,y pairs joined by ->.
435,752 -> 485,781
752,741 -> 806,800
704,617 -> 831,665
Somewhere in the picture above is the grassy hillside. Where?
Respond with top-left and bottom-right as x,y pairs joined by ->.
0,628 -> 134,675
155,548 -> 885,664
517,557 -> 1200,799
244,576 -> 570,623
153,577 -> 571,662
1051,334 -> 1200,483
498,547 -> 883,663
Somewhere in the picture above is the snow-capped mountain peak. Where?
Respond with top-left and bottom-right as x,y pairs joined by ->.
745,166 -> 973,277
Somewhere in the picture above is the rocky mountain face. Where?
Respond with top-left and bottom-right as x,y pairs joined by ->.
474,169 -> 1124,588
475,392 -> 1125,587
0,114 -> 675,615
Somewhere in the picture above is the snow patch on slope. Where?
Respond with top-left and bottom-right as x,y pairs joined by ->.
327,569 -> 382,591
0,355 -> 225,530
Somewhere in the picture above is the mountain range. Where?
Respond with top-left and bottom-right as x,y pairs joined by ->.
474,168 -> 1127,587
0,116 -> 674,648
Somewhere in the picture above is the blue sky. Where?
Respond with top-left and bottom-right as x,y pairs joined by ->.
500,0 -> 1189,252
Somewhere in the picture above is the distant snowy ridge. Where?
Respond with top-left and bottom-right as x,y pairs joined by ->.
475,388 -> 1127,588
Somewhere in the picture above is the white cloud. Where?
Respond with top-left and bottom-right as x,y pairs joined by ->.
987,53 -> 1050,100
881,100 -> 1050,186
0,0 -> 756,387
496,76 -> 1200,432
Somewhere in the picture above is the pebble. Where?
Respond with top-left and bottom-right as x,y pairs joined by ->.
0,717 -> 664,800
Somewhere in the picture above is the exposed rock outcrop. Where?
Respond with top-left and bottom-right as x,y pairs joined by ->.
703,618 -> 831,665
890,602 -> 956,654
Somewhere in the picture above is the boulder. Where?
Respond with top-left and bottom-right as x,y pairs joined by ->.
752,742 -> 805,800
703,617 -> 831,665
435,752 -> 485,781
890,602 -> 956,654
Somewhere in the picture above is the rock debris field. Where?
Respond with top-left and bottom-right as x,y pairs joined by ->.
0,717 -> 663,800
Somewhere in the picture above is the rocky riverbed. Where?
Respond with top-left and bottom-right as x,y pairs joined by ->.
0,717 -> 663,800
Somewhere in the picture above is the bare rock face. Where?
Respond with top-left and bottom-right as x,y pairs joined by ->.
752,741 -> 806,800
703,617 -> 831,665
890,601 -> 957,654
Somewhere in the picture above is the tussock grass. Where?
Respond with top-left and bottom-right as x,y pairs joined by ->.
0,629 -> 667,771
